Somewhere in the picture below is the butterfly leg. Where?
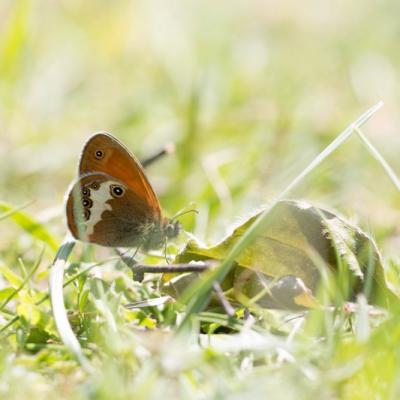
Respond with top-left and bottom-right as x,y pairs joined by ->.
116,247 -> 131,258
164,238 -> 170,264
115,247 -> 140,263
115,247 -> 144,281
132,244 -> 142,259
129,245 -> 143,280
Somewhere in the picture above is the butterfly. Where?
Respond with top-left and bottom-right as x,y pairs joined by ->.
66,132 -> 181,250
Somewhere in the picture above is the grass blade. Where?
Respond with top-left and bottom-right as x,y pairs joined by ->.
0,201 -> 33,221
354,126 -> 400,192
0,247 -> 45,311
0,201 -> 59,251
0,256 -> 114,335
49,235 -> 90,368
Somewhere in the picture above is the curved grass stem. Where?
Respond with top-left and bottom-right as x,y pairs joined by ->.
49,236 -> 92,369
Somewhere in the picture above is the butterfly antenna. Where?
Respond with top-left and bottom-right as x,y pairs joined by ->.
171,208 -> 199,221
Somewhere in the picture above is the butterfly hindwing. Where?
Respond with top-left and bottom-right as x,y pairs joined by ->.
66,173 -> 158,247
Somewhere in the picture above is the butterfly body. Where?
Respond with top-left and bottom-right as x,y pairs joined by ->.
66,133 -> 180,249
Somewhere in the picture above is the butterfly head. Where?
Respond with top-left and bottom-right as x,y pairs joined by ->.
164,218 -> 181,239
163,207 -> 199,241
138,218 -> 181,251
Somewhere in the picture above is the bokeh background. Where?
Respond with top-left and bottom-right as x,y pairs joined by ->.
1,0 -> 400,252
2,2 -> 400,399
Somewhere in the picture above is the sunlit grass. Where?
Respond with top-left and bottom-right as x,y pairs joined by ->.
1,1 -> 400,399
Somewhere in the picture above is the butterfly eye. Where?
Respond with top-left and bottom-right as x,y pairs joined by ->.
95,150 -> 104,159
110,184 -> 125,198
82,198 -> 93,208
90,182 -> 100,190
81,187 -> 90,196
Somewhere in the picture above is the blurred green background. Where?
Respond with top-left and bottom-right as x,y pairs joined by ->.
2,2 -> 400,399
1,0 -> 400,251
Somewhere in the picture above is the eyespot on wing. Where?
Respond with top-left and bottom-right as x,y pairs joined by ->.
78,132 -> 161,219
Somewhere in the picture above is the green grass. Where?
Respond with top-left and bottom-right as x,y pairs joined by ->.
2,1 -> 400,399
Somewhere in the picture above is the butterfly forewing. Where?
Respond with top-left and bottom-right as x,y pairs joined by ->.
66,173 -> 158,247
79,132 -> 161,219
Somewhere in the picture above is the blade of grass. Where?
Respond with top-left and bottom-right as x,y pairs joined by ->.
0,201 -> 59,251
0,256 -> 116,335
125,296 -> 173,309
0,246 -> 45,311
177,102 -> 384,332
0,0 -> 30,79
354,126 -> 400,192
197,312 -> 266,334
0,201 -> 33,221
49,235 -> 91,368
0,316 -> 19,335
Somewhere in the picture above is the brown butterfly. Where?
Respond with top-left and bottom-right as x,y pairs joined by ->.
66,132 -> 180,250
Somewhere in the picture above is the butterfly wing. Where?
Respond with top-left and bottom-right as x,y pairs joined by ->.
66,173 -> 158,247
79,132 -> 161,219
